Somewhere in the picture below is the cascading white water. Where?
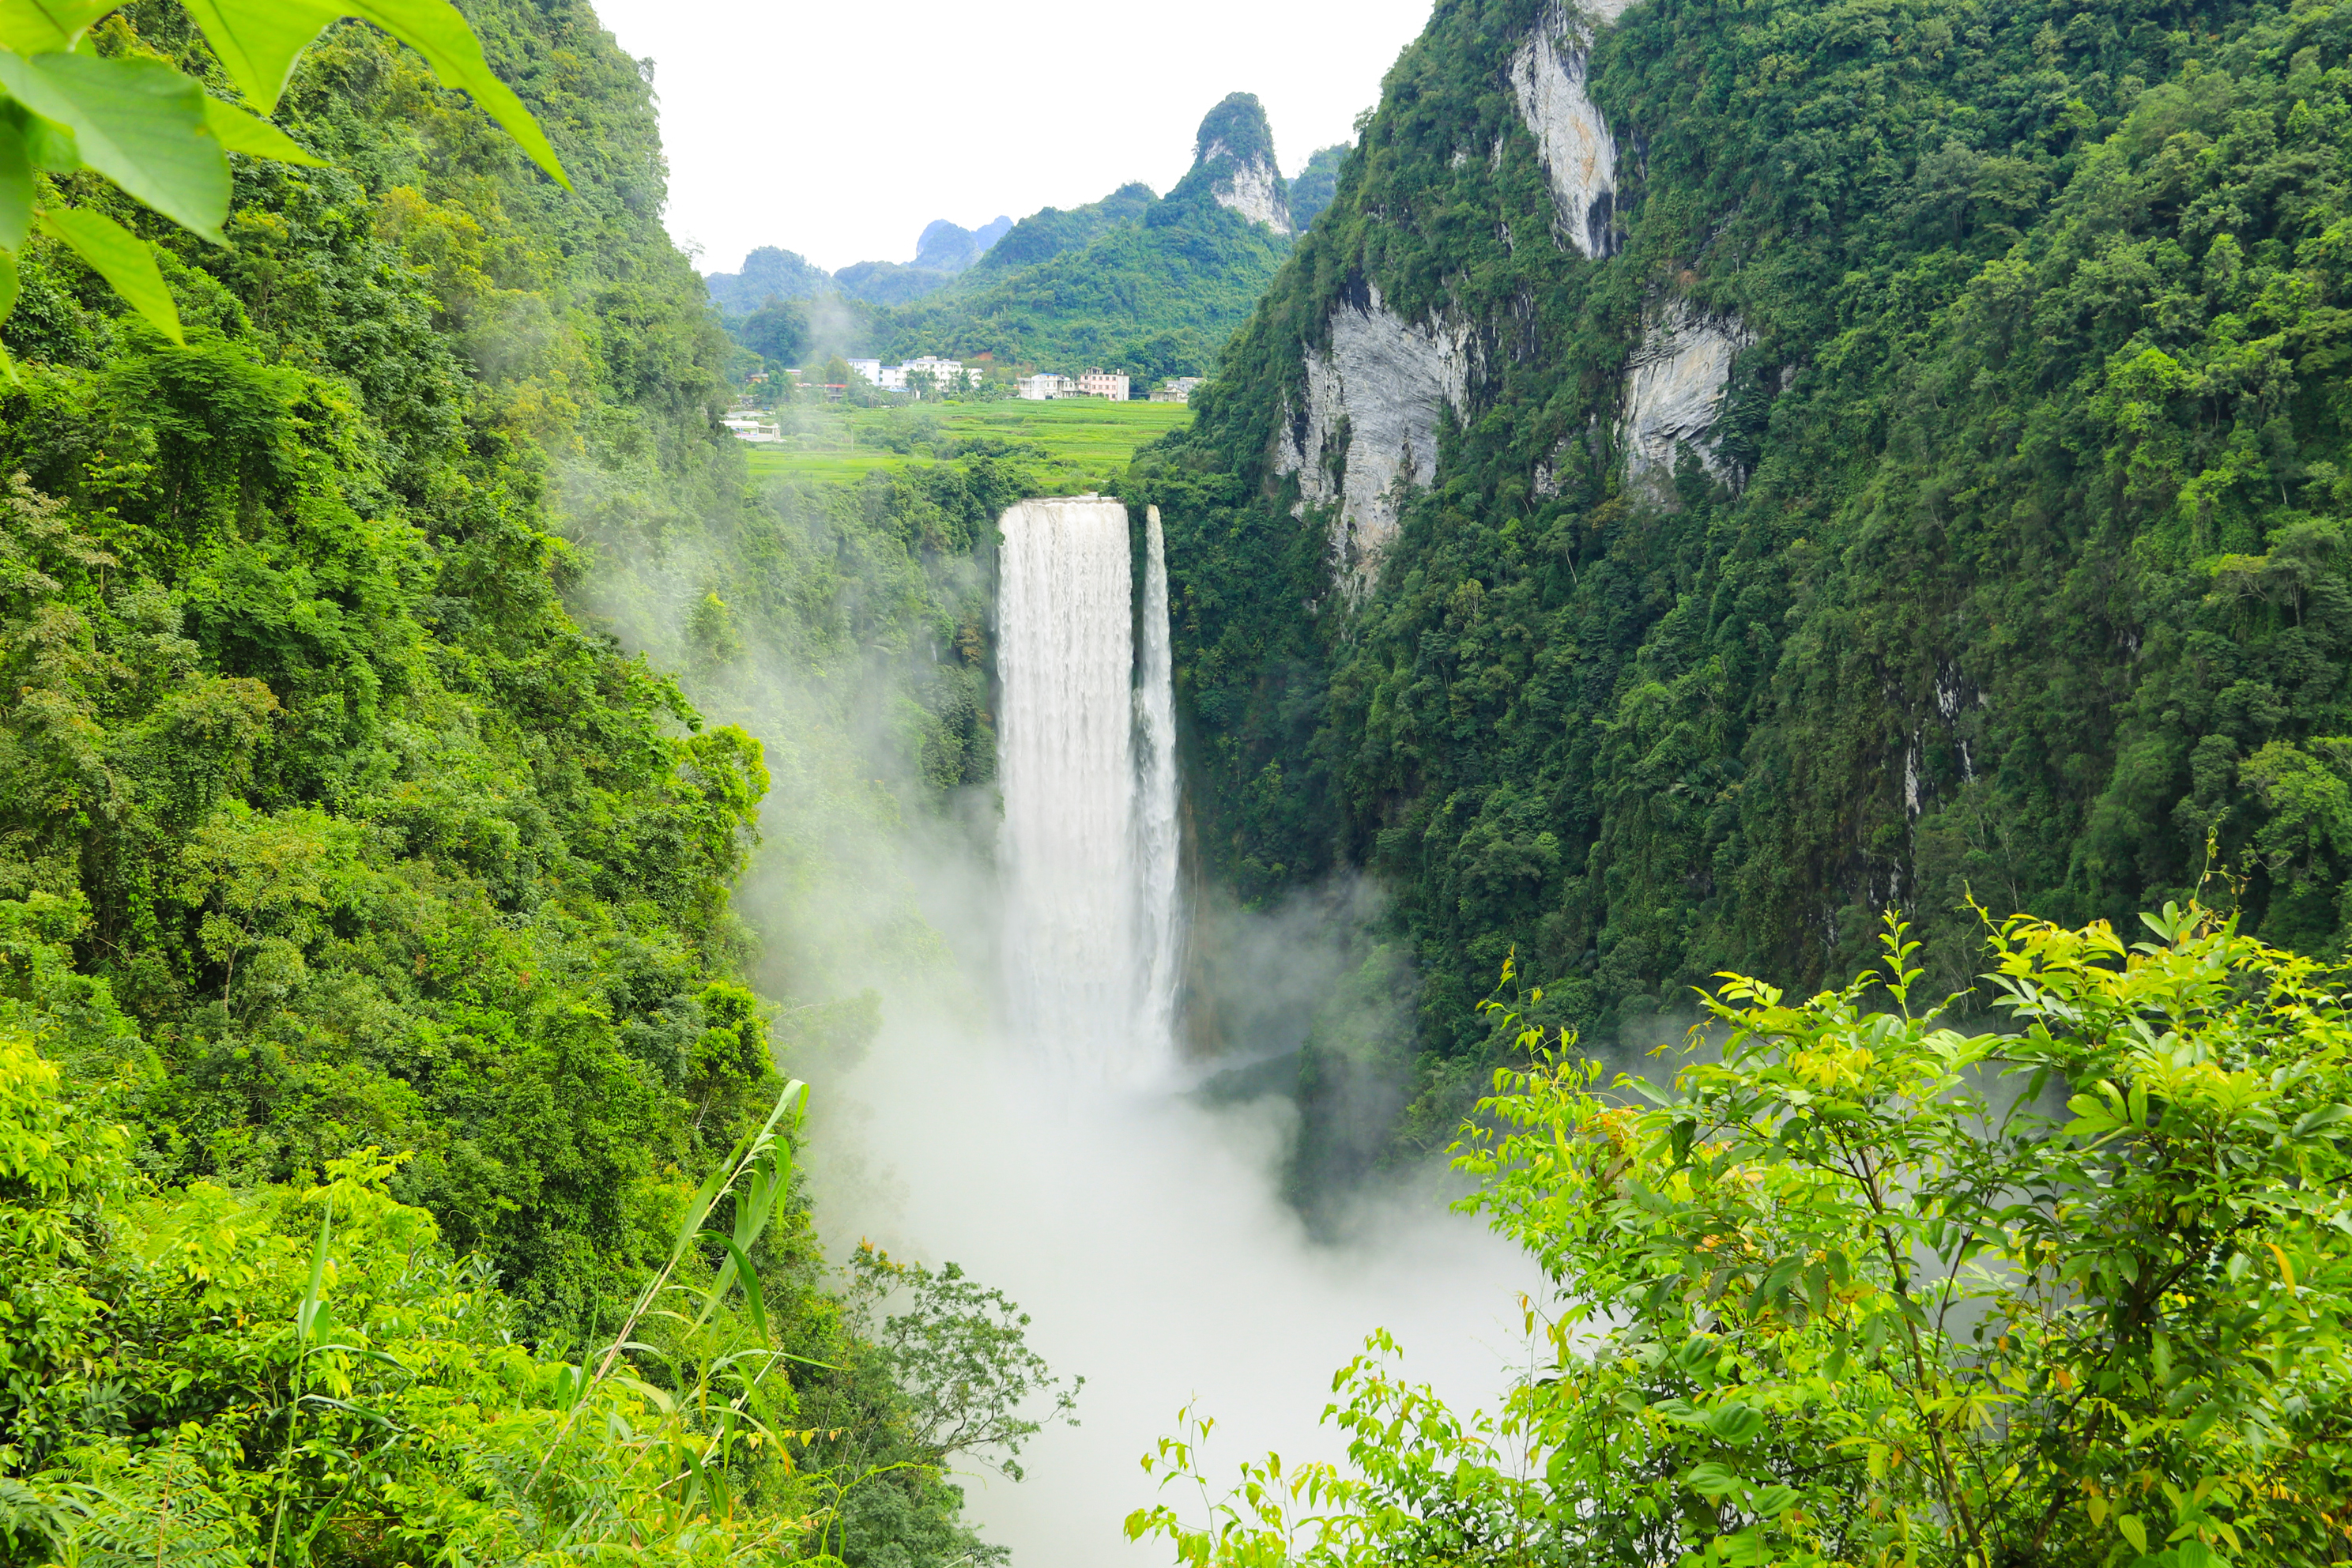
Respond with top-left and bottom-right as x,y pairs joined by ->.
1133,506 -> 1183,1056
997,496 -> 1182,1079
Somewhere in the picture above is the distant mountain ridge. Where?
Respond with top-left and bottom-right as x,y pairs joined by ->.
713,95 -> 1342,385
702,213 -> 1014,313
884,94 -> 1298,383
703,245 -> 831,312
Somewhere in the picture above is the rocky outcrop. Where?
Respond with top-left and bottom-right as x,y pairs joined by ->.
1189,92 -> 1293,235
1622,301 -> 1751,495
1274,280 -> 1471,590
1208,150 -> 1291,232
1509,1 -> 1634,258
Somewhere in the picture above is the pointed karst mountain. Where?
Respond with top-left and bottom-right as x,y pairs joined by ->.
1182,92 -> 1291,233
884,92 -> 1295,384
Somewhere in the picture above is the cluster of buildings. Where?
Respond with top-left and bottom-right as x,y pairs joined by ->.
739,358 -> 1207,414
1016,370 -> 1131,401
847,356 -> 982,392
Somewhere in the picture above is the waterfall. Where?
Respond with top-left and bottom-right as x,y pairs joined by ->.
1134,506 -> 1183,1054
996,496 -> 1182,1080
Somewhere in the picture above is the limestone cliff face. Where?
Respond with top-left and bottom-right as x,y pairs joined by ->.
1208,150 -> 1291,232
1623,303 -> 1752,493
1260,0 -> 1755,595
1272,279 -> 1471,590
1507,0 -> 1634,258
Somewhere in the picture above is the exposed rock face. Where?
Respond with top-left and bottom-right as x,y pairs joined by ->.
1189,92 -> 1293,234
1508,0 -> 1634,257
1208,148 -> 1291,232
1274,280 -> 1471,589
1622,301 -> 1752,494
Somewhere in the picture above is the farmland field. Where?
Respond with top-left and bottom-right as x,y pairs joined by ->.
738,398 -> 1192,491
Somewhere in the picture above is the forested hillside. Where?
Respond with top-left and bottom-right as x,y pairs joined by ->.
0,1 -> 1049,1560
884,97 -> 1296,384
1136,0 -> 2352,1144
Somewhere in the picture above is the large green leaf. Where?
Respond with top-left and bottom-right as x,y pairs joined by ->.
40,204 -> 182,343
202,94 -> 323,165
0,52 -> 228,237
0,0 -> 118,55
348,0 -> 567,187
0,96 -> 81,171
0,111 -> 31,251
179,0 -> 567,187
172,0 -> 336,111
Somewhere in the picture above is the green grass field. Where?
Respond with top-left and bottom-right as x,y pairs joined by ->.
739,398 -> 1192,492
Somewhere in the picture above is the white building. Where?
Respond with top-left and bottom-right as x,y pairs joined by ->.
1078,371 -> 1129,401
876,365 -> 910,390
722,409 -> 782,443
1017,373 -> 1075,401
903,355 -> 981,389
1150,376 -> 1206,404
846,358 -> 882,384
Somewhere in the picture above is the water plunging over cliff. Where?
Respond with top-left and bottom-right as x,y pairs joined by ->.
996,497 -> 1182,1079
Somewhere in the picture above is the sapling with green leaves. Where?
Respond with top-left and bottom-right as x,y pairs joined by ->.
1133,906 -> 2352,1568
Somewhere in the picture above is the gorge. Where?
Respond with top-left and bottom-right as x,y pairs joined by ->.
7,0 -> 2352,1562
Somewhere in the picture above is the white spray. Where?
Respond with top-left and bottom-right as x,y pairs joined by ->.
813,495 -> 1540,1568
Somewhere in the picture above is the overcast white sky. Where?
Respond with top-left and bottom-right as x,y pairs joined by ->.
587,0 -> 1435,276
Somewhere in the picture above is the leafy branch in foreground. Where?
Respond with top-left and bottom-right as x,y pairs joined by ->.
0,0 -> 564,368
1131,906 -> 2352,1568
842,1242 -> 1084,1481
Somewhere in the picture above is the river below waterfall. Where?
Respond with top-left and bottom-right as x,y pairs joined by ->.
808,496 -> 1542,1568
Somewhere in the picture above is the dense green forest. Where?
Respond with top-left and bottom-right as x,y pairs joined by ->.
1287,144 -> 1350,234
1136,0 -> 2352,1148
0,1 -> 1056,1561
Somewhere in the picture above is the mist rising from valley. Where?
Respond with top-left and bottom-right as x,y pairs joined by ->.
579,472 -> 1540,1568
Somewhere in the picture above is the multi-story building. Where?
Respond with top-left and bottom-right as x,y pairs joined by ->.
1077,371 -> 1129,401
846,358 -> 882,384
1150,376 -> 1206,403
1017,373 -> 1075,401
904,355 -> 981,388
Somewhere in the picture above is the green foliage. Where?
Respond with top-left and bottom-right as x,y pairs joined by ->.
887,176 -> 1288,383
0,1017 -> 1053,1566
1192,92 -> 1280,175
842,1246 -> 1081,1483
704,243 -> 832,313
0,0 -> 562,360
1138,0 -> 2352,1149
1286,145 -> 1348,235
834,258 -> 955,307
1131,908 -> 2352,1567
0,3 -> 1066,1564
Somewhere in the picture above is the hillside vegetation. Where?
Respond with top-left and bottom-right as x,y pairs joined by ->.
869,99 -> 1296,385
0,1 -> 1055,1561
1136,0 -> 2352,1140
